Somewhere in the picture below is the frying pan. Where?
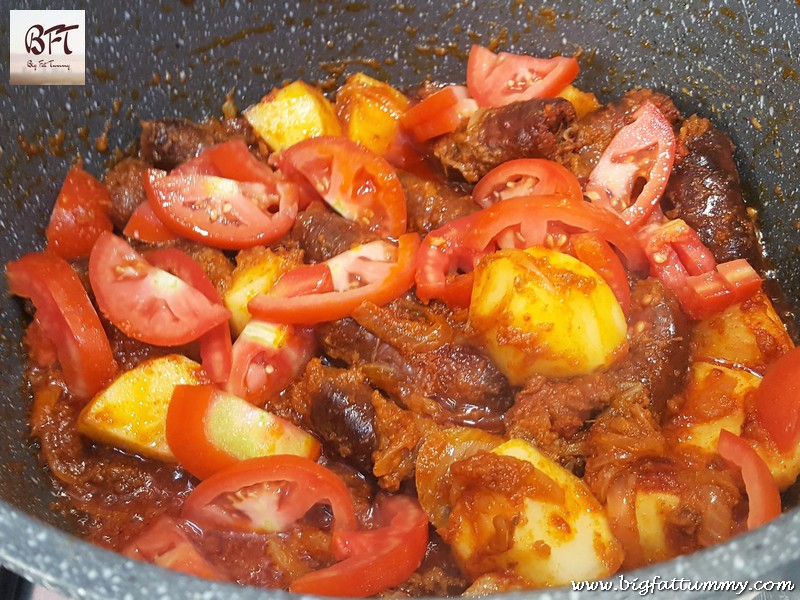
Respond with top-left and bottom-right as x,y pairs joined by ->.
0,1 -> 798,598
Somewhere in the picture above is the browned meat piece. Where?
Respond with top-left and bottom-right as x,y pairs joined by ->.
504,278 -> 690,461
303,360 -> 379,473
433,98 -> 576,183
397,170 -> 477,234
317,298 -> 513,432
287,201 -> 377,263
103,157 -> 149,230
661,115 -> 763,267
139,117 -> 256,170
556,89 -> 681,184
175,240 -> 234,296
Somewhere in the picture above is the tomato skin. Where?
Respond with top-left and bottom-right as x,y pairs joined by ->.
123,201 -> 180,244
754,345 -> 800,453
144,248 -> 232,383
290,494 -> 429,597
466,44 -> 579,108
181,455 -> 357,532
89,232 -> 231,347
585,101 -> 676,228
122,516 -> 227,581
226,320 -> 316,405
717,430 -> 782,530
249,233 -> 420,325
400,85 -> 478,142
466,195 -> 649,273
7,252 -> 117,399
572,231 -> 631,316
415,212 -> 482,308
472,158 -> 584,207
145,169 -> 298,251
639,218 -> 762,320
273,136 -> 407,238
45,166 -> 114,260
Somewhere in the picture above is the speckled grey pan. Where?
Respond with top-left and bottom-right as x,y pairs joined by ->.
0,1 -> 798,599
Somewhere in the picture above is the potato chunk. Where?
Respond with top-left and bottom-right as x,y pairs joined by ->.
244,80 -> 342,151
469,247 -> 627,384
446,438 -> 623,587
78,355 -> 207,461
336,73 -> 409,155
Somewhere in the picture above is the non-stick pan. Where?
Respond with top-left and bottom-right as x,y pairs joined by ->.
0,1 -> 798,598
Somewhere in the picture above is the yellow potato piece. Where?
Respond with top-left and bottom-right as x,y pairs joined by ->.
336,73 -> 409,155
224,247 -> 301,335
78,355 -> 207,461
469,247 -> 627,384
557,84 -> 601,118
244,80 -> 341,151
448,438 -> 623,587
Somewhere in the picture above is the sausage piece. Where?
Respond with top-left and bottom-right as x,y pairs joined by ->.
433,98 -> 576,183
661,115 -> 762,267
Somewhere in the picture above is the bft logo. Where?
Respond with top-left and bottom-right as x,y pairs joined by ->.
25,23 -> 80,56
9,10 -> 86,85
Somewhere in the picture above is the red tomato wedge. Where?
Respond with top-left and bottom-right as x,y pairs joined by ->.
249,233 -> 420,324
400,85 -> 478,142
754,345 -> 800,454
181,455 -> 355,533
226,320 -> 316,405
290,494 -> 429,597
145,248 -> 232,383
122,516 -> 227,581
123,201 -> 180,244
415,212 -> 482,308
472,158 -> 584,207
7,252 -> 117,399
466,44 -> 579,108
585,101 -> 676,228
272,136 -> 407,237
639,218 -> 762,320
465,195 -> 649,272
717,430 -> 782,530
144,168 -> 298,250
572,231 -> 631,315
45,165 -> 113,260
167,385 -> 320,480
88,232 -> 230,346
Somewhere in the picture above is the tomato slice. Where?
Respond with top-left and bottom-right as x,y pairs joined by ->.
122,516 -> 227,581
572,231 -> 631,316
45,165 -> 114,260
717,430 -> 782,530
88,232 -> 230,346
226,319 -> 316,404
123,201 -> 181,244
249,233 -> 420,324
400,85 -> 478,142
144,169 -> 298,251
585,101 -> 676,228
145,248 -> 232,383
290,494 -> 429,597
466,44 -> 579,108
181,455 -> 356,533
639,218 -> 762,320
7,252 -> 117,399
754,345 -> 800,453
415,212 -> 482,308
273,136 -> 407,237
465,195 -> 649,273
472,158 -> 584,208
167,385 -> 320,480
